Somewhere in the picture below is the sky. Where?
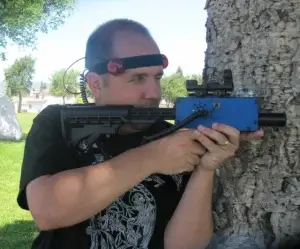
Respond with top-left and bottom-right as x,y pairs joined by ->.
0,0 -> 208,85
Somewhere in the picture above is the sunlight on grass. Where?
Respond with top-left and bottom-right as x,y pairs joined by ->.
0,112 -> 38,249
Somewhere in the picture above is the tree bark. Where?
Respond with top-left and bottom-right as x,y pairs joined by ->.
204,0 -> 300,248
18,91 -> 22,113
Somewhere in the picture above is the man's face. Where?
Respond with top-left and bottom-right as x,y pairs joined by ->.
87,31 -> 163,108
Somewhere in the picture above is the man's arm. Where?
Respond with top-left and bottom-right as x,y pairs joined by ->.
22,107 -> 202,232
19,106 -> 157,231
27,145 -> 154,231
164,168 -> 214,249
164,123 -> 248,249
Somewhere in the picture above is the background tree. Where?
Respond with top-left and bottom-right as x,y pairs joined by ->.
39,82 -> 47,91
161,66 -> 189,106
75,86 -> 94,104
0,0 -> 76,60
175,66 -> 184,77
187,73 -> 203,85
49,68 -> 80,104
161,67 -> 203,107
4,55 -> 35,113
204,0 -> 300,248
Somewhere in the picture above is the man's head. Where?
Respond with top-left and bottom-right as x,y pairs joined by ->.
85,19 -> 164,108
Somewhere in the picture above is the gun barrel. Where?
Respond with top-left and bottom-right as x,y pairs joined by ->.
258,113 -> 287,127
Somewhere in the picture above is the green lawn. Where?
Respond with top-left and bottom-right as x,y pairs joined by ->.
0,113 -> 38,249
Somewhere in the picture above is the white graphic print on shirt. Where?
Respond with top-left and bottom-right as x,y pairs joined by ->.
86,151 -> 183,249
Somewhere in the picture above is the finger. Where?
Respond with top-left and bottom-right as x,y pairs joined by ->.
187,152 -> 201,166
177,128 -> 190,132
179,128 -> 204,142
185,160 -> 196,173
240,129 -> 264,141
190,141 -> 207,156
177,128 -> 196,138
194,130 -> 220,152
197,125 -> 229,146
211,123 -> 240,146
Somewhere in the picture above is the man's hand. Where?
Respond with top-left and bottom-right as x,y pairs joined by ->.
194,123 -> 240,171
240,128 -> 264,141
139,129 -> 206,175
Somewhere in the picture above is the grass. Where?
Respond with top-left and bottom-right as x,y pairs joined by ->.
0,113 -> 38,249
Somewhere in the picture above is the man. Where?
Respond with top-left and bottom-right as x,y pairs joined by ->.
17,19 -> 263,249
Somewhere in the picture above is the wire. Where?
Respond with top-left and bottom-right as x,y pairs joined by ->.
141,103 -> 219,144
62,57 -> 85,95
79,70 -> 89,103
62,56 -> 106,103
141,109 -> 209,144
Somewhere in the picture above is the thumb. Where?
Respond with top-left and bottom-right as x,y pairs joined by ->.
176,128 -> 196,139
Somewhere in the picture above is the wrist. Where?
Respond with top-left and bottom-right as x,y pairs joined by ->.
193,166 -> 215,178
126,145 -> 157,176
188,167 -> 215,190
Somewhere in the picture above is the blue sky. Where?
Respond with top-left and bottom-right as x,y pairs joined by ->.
0,0 -> 207,84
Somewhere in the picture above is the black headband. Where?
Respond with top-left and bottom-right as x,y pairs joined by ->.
89,54 -> 168,76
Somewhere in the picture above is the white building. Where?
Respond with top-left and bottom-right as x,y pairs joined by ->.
13,88 -> 76,113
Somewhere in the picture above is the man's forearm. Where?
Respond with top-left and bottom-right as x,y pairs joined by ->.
164,168 -> 215,249
27,146 -> 153,230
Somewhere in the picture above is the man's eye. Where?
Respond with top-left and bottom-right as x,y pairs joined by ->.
133,75 -> 146,83
156,75 -> 163,80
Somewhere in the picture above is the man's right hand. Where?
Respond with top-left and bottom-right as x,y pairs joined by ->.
139,129 -> 206,175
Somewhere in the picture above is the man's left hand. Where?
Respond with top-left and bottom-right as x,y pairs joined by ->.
194,123 -> 241,171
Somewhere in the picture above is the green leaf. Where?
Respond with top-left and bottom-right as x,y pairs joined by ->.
0,0 -> 76,60
161,69 -> 202,105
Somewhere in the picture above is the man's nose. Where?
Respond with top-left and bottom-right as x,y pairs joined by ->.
143,79 -> 161,99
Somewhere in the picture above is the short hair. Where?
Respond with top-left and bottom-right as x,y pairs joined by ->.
85,18 -> 153,70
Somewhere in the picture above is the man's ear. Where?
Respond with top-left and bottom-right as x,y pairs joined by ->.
86,72 -> 102,98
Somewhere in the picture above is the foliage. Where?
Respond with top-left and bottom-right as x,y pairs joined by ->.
49,68 -> 80,103
74,88 -> 94,104
4,56 -> 36,97
4,55 -> 36,112
0,0 -> 76,60
75,95 -> 84,104
187,73 -> 203,85
161,66 -> 202,106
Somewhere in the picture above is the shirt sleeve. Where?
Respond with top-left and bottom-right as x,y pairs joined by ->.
17,105 -> 78,210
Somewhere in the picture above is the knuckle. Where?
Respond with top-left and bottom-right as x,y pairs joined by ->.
227,150 -> 236,158
199,148 -> 206,155
197,133 -> 206,142
228,153 -> 235,158
206,129 -> 215,136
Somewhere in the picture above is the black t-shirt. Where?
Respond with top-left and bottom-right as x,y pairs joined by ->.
17,105 -> 191,249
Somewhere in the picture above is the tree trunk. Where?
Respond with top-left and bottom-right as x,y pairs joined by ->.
204,0 -> 300,248
18,91 -> 22,113
62,96 -> 65,105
